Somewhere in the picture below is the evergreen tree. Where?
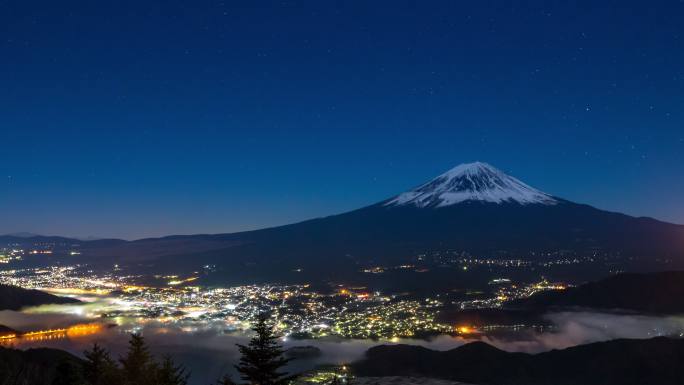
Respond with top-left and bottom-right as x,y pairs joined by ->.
52,359 -> 85,385
154,355 -> 189,385
83,343 -> 120,385
120,333 -> 156,385
235,313 -> 292,385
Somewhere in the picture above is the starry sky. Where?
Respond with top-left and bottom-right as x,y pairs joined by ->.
1,0 -> 683,239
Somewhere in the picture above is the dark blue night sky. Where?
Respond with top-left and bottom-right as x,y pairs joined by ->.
1,1 -> 683,239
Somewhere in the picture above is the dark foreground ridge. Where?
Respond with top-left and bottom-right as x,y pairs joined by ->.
353,337 -> 684,385
0,346 -> 83,384
0,284 -> 80,311
2,333 -> 684,385
512,271 -> 684,314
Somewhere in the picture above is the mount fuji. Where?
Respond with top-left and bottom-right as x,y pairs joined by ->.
184,161 -> 683,271
6,162 -> 684,281
385,162 -> 557,207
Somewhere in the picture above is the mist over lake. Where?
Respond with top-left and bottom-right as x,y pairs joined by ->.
4,303 -> 684,385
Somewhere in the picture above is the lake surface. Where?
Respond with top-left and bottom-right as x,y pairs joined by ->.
2,301 -> 684,385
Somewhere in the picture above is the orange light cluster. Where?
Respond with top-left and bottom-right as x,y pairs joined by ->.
0,333 -> 17,340
21,331 -> 67,342
0,323 -> 103,343
22,328 -> 68,337
66,323 -> 103,337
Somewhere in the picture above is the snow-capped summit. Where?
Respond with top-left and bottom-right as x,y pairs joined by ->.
385,162 -> 558,208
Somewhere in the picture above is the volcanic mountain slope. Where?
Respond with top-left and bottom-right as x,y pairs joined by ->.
4,162 -> 684,272
385,162 -> 558,207
160,162 -> 684,268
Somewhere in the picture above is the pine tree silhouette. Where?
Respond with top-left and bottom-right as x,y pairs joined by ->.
235,313 -> 292,385
120,334 -> 156,385
83,343 -> 120,385
51,359 -> 85,385
155,354 -> 189,385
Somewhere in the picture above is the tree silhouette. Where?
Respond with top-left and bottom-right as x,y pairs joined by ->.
235,313 -> 292,385
155,354 -> 189,385
83,343 -> 120,385
51,359 -> 85,385
120,334 -> 156,385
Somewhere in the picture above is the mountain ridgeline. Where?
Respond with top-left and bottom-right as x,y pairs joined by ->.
4,163 -> 684,277
0,346 -> 84,384
353,337 -> 684,385
0,285 -> 80,311
512,271 -> 684,314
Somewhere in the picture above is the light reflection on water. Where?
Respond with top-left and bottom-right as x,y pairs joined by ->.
0,317 -> 400,385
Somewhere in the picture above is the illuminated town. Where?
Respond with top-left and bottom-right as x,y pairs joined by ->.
2,2 -> 682,383
0,263 -> 567,341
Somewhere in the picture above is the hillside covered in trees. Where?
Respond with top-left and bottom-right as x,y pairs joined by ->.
0,284 -> 79,311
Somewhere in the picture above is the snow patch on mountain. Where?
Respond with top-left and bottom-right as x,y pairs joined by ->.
385,162 -> 557,208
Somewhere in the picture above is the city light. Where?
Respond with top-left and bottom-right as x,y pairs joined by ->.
0,263 -> 570,341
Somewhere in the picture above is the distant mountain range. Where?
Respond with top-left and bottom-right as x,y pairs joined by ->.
3,232 -> 44,238
3,232 -> 104,241
353,337 -> 684,385
3,162 -> 684,279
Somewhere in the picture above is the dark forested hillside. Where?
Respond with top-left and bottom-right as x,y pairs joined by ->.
0,346 -> 83,385
512,271 -> 684,314
353,337 -> 684,385
0,284 -> 80,311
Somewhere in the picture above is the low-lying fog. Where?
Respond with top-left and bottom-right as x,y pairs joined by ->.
2,304 -> 683,385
